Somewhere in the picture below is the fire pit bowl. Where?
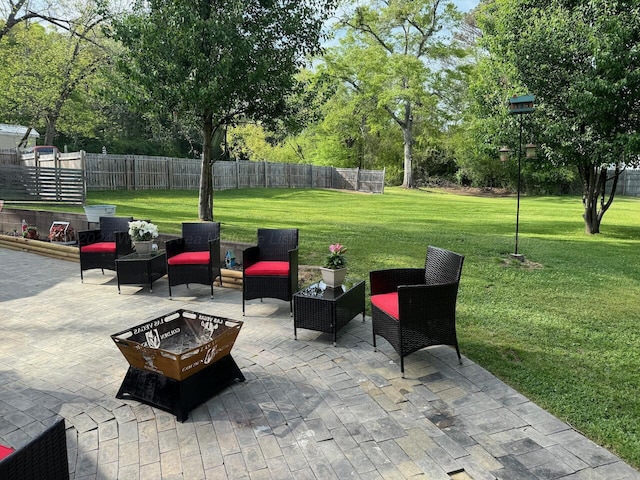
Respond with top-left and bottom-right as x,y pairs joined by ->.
111,309 -> 244,421
111,309 -> 242,381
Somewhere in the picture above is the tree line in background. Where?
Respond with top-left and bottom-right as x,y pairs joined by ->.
1,0 -> 639,230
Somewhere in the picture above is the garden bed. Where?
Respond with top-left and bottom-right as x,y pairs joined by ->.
0,233 -> 80,262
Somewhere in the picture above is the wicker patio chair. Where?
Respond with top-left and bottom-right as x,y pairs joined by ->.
242,228 -> 299,315
166,222 -> 222,299
79,216 -> 134,281
370,245 -> 465,377
0,417 -> 69,480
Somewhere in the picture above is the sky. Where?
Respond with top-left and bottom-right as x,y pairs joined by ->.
454,0 -> 480,12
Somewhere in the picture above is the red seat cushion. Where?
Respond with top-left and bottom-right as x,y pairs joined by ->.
371,292 -> 399,320
168,251 -> 210,265
80,242 -> 116,253
244,261 -> 289,276
0,444 -> 15,460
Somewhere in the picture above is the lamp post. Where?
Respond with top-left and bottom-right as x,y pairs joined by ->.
501,94 -> 535,261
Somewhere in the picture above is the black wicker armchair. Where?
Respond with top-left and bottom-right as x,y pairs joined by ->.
242,228 -> 299,315
166,222 -> 222,299
0,417 -> 69,480
370,245 -> 465,377
79,216 -> 134,281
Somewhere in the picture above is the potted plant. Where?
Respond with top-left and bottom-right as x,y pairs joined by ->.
22,225 -> 39,240
128,220 -> 159,254
319,243 -> 348,288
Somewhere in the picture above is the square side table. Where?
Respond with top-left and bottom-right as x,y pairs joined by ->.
115,250 -> 167,293
293,279 -> 365,346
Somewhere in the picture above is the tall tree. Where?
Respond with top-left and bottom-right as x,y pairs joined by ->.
0,1 -> 111,145
112,0 -> 336,221
477,0 -> 640,234
323,0 -> 466,187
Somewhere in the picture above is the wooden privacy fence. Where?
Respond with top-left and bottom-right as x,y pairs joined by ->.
0,164 -> 85,203
0,149 -> 385,195
607,169 -> 640,197
84,153 -> 385,193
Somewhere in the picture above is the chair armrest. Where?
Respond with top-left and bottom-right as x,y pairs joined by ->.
397,282 -> 460,320
289,246 -> 299,286
370,268 -> 424,295
78,229 -> 101,247
209,237 -> 221,268
165,238 -> 185,259
242,245 -> 260,269
114,231 -> 133,256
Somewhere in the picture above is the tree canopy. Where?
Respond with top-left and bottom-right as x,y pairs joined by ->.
112,0 -> 336,220
475,0 -> 640,233
319,0 -> 467,187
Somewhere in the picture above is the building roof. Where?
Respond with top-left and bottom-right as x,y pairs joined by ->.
0,123 -> 40,137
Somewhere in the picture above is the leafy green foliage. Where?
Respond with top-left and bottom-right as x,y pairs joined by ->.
474,0 -> 640,232
112,0 -> 337,219
0,5 -> 111,147
318,0 -> 468,187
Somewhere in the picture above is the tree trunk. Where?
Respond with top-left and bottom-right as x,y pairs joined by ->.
198,114 -> 224,221
199,113 -> 214,221
401,101 -> 413,188
44,114 -> 58,146
579,162 -> 620,234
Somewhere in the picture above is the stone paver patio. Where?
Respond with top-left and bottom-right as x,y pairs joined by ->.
0,247 -> 638,479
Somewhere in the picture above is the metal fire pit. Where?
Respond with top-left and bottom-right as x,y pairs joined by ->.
111,309 -> 244,421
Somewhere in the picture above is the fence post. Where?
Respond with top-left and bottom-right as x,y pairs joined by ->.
264,161 -> 268,188
81,151 -> 87,202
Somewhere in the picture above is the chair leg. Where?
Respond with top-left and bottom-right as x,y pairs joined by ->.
168,283 -> 173,299
210,282 -> 214,299
400,356 -> 405,378
80,268 -> 84,283
289,300 -> 292,317
455,344 -> 462,365
242,297 -> 245,316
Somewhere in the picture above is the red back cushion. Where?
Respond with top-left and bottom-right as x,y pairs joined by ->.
168,251 -> 210,265
371,292 -> 399,320
0,444 -> 15,460
80,242 -> 116,253
244,261 -> 289,276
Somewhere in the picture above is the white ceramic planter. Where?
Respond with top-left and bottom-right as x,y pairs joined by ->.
320,267 -> 347,288
134,241 -> 153,255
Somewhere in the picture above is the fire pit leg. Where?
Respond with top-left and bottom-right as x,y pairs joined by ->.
116,354 -> 245,422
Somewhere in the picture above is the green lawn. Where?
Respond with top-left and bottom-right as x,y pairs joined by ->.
18,186 -> 640,467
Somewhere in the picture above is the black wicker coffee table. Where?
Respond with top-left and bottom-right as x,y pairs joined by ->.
115,250 -> 167,293
293,279 -> 366,346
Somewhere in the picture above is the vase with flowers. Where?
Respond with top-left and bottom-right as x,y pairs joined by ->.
320,243 -> 348,288
128,220 -> 159,254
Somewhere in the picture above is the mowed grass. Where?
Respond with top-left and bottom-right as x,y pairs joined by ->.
20,186 -> 640,467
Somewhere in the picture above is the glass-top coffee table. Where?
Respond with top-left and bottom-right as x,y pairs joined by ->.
115,250 -> 167,293
293,279 -> 366,346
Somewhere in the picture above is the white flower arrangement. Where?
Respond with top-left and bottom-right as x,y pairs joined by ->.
128,220 -> 159,242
